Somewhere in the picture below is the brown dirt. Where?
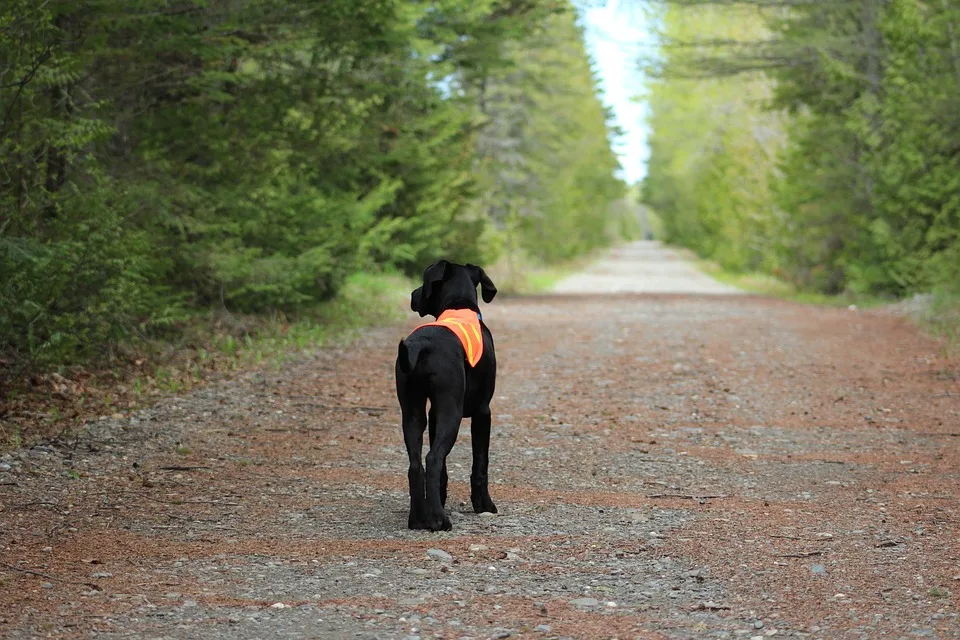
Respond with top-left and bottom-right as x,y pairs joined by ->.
1,286 -> 959,639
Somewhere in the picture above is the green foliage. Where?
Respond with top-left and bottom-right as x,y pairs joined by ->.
642,0 -> 960,300
473,8 -> 627,262
1,0 -> 627,381
642,4 -> 786,275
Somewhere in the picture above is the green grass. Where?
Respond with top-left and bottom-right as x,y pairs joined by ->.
487,249 -> 604,296
915,289 -> 960,354
234,270 -> 412,365
694,258 -> 888,309
693,253 -> 960,353
151,270 -> 411,375
1,425 -> 24,450
524,264 -> 580,293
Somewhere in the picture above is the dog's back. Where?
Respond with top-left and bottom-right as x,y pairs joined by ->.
396,326 -> 460,377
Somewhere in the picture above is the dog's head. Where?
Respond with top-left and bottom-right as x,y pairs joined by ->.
410,260 -> 497,318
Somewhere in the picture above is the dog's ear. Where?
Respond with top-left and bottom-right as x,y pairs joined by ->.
410,286 -> 426,317
421,260 -> 449,302
467,264 -> 497,303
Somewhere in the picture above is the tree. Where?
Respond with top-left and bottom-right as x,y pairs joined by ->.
642,3 -> 786,272
1,0 -> 629,380
474,7 -> 627,262
641,0 -> 960,296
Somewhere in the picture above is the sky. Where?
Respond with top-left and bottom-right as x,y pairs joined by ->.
579,0 -> 652,185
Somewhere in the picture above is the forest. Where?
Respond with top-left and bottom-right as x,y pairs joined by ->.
643,0 -> 960,299
6,0 -> 960,393
0,0 -> 628,384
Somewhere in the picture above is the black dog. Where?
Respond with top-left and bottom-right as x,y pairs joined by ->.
395,260 -> 498,531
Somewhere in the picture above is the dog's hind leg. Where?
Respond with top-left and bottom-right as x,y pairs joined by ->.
470,407 -> 498,514
424,397 -> 462,531
400,398 -> 429,530
427,406 -> 449,508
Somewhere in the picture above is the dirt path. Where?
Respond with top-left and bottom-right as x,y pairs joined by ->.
552,242 -> 740,295
2,242 -> 959,639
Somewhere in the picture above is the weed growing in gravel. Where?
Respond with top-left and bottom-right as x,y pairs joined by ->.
1,425 -> 23,449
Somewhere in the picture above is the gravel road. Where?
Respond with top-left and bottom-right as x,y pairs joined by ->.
1,242 -> 958,639
552,242 -> 739,295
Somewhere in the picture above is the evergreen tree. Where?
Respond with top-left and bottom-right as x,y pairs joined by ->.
0,0 -> 628,379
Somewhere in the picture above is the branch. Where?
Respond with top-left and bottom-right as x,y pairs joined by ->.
646,493 -> 728,500
0,47 -> 55,137
222,30 -> 270,45
0,562 -> 101,589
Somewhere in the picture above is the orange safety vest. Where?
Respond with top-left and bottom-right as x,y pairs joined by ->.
411,309 -> 484,367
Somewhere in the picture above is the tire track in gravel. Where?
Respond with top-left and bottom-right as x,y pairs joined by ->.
1,242 -> 958,639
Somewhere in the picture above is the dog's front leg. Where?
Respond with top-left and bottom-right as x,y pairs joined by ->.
470,407 -> 498,514
424,400 -> 461,531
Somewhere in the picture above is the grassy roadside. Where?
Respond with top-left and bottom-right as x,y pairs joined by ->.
0,271 -> 413,451
692,253 -> 960,354
0,246 -> 605,452
693,256 -> 888,308
486,250 -> 604,296
913,290 -> 960,354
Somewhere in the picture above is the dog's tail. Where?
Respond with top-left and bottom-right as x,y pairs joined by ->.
397,339 -> 426,374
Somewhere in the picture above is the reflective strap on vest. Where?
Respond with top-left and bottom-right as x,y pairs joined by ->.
438,316 -> 482,365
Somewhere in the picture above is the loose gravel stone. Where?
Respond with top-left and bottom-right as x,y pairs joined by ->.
426,549 -> 453,562
569,598 -> 600,607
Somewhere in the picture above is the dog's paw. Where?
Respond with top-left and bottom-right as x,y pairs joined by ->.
426,514 -> 452,532
471,494 -> 498,514
409,513 -> 452,531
